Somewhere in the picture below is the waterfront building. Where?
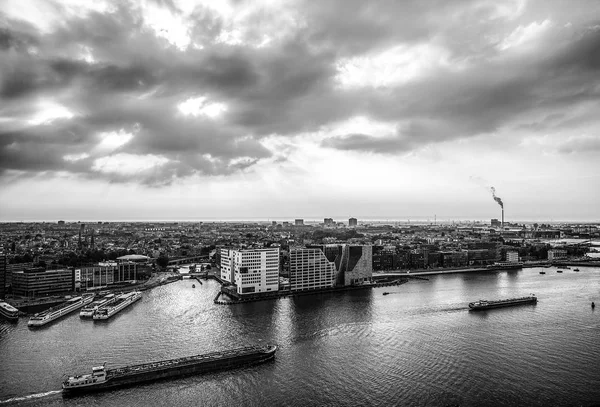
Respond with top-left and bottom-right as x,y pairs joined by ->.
548,249 -> 567,261
12,268 -> 74,297
227,248 -> 280,296
505,251 -> 519,263
295,219 -> 304,226
339,245 -> 372,285
349,218 -> 358,227
0,254 -> 6,299
5,262 -> 35,290
289,248 -> 336,291
220,248 -> 235,283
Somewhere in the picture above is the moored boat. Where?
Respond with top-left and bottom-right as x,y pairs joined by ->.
539,271 -> 546,274
469,295 -> 537,311
0,301 -> 19,321
28,295 -> 94,327
93,291 -> 142,320
557,269 -> 563,273
62,344 -> 277,395
80,294 -> 117,318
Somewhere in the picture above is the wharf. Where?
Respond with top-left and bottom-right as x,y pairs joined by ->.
214,279 -> 409,305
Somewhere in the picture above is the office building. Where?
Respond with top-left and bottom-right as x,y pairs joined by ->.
12,268 -> 74,297
295,219 -> 304,226
289,248 -> 336,291
324,218 -> 334,226
223,248 -> 280,296
506,251 -> 519,263
548,249 -> 567,261
220,248 -> 235,283
349,218 -> 358,227
0,254 -> 6,299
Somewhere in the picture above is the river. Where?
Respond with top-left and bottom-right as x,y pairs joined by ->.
1,266 -> 599,406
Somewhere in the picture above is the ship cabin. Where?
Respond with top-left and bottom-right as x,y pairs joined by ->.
63,364 -> 107,388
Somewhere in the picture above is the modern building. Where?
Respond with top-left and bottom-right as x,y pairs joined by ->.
12,268 -> 74,297
289,248 -> 336,291
222,248 -> 280,296
505,251 -> 519,263
220,248 -> 235,283
324,218 -> 334,226
548,249 -> 567,261
295,219 -> 304,226
349,218 -> 358,227
307,244 -> 372,286
0,254 -> 6,299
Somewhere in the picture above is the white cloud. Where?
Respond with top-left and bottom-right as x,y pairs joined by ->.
63,153 -> 90,162
325,116 -> 397,138
95,129 -> 135,152
335,43 -> 454,88
498,19 -> 552,51
92,153 -> 169,175
177,97 -> 228,118
27,100 -> 75,126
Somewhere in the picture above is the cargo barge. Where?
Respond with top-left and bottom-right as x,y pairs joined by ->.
93,291 -> 142,320
469,295 -> 537,310
28,295 -> 94,327
62,344 -> 277,395
0,301 -> 19,322
80,294 -> 116,318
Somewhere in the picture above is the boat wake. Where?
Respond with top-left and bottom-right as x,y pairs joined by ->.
0,390 -> 61,404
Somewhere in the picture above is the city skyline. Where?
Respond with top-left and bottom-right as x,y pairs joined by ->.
1,0 -> 600,221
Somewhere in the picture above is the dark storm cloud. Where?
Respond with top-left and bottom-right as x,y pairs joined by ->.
2,0 -> 600,184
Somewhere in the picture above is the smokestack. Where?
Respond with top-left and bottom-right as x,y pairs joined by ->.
502,208 -> 504,229
490,187 -> 505,229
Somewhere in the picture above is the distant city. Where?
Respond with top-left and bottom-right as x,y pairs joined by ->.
1,218 -> 598,306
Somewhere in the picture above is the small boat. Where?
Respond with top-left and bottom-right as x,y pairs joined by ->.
592,302 -> 595,309
382,292 -> 390,296
192,284 -> 196,288
557,270 -> 563,273
539,271 -> 546,274
574,268 -> 580,272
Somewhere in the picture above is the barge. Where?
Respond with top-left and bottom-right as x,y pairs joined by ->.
469,295 -> 537,310
80,294 -> 116,318
28,295 -> 94,327
62,344 -> 277,395
92,291 -> 142,320
0,301 -> 19,322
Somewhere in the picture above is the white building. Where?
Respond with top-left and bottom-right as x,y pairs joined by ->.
220,248 -> 235,283
505,251 -> 519,263
548,249 -> 567,261
289,248 -> 336,291
222,248 -> 280,296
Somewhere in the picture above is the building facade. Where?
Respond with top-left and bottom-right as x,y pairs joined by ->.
548,249 -> 567,261
349,218 -> 358,227
295,219 -> 304,226
289,248 -> 336,291
220,248 -> 235,283
0,254 -> 6,299
505,251 -> 519,263
229,248 -> 280,296
12,268 -> 74,297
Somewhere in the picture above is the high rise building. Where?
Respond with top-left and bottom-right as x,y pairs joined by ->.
0,253 -> 6,299
289,248 -> 336,291
220,248 -> 235,283
349,218 -> 358,227
295,219 -> 304,226
324,218 -> 334,226
222,248 -> 280,296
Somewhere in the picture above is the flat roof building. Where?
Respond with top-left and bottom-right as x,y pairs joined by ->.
12,268 -> 74,297
224,248 -> 280,296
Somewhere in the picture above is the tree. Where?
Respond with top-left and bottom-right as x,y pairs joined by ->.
156,255 -> 169,269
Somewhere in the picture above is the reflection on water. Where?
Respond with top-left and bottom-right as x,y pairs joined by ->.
1,267 -> 600,406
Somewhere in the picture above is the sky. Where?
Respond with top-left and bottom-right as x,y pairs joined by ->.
1,0 -> 599,222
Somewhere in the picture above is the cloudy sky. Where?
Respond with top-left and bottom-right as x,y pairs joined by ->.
1,0 -> 599,222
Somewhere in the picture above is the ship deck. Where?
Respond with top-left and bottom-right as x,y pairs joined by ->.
107,345 -> 271,378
